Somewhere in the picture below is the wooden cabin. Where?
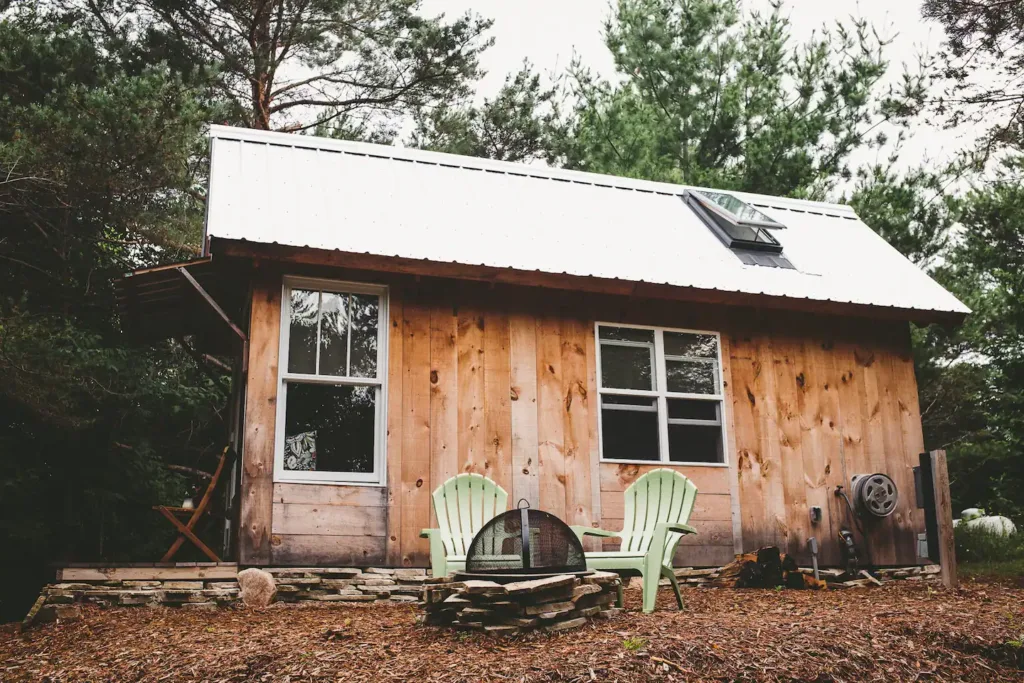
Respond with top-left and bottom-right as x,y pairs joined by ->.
119,126 -> 969,571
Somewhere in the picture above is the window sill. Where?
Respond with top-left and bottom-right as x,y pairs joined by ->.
598,459 -> 730,468
274,477 -> 387,488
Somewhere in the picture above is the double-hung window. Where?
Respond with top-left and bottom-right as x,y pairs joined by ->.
275,277 -> 388,485
596,323 -> 726,465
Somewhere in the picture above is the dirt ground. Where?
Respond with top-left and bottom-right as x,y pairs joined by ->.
1,582 -> 1022,682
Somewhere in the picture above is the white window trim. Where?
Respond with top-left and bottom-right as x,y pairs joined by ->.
595,321 -> 729,468
274,276 -> 389,486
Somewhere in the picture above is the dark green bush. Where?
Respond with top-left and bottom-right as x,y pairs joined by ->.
954,523 -> 1024,564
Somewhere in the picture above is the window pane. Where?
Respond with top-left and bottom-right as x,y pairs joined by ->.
668,423 -> 723,463
664,332 -> 718,359
599,326 -> 654,344
284,383 -> 376,474
668,398 -> 719,421
601,398 -> 659,461
318,292 -> 349,376
697,190 -> 782,227
349,293 -> 379,378
666,359 -> 718,394
287,289 -> 319,374
600,344 -> 653,390
602,394 -> 657,408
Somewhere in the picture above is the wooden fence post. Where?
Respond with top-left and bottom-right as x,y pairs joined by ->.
929,450 -> 958,589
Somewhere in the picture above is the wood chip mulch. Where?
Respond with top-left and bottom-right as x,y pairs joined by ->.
1,582 -> 1022,682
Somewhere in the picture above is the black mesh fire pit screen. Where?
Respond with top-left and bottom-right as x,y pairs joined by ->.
464,503 -> 586,576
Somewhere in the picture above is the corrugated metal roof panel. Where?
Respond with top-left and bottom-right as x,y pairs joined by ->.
204,125 -> 969,318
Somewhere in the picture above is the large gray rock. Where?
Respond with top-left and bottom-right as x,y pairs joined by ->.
237,568 -> 277,607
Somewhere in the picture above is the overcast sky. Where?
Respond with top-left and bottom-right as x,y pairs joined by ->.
419,0 -> 978,179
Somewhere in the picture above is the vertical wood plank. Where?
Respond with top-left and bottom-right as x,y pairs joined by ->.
718,333 -> 745,555
930,450 -> 958,588
457,302 -> 486,475
483,309 -> 513,496
560,317 -> 593,530
584,321 -> 603,538
509,313 -> 540,507
240,275 -> 280,565
535,315 -> 566,520
429,300 -> 459,524
772,335 -> 810,559
400,294 -> 432,566
385,287 -> 405,565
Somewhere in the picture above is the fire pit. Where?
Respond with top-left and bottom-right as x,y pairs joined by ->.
419,503 -> 624,634
455,503 -> 589,583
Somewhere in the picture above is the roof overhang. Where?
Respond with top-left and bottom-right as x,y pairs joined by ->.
115,256 -> 250,356
211,238 -> 967,327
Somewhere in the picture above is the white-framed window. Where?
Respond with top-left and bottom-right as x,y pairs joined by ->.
274,277 -> 388,485
595,322 -> 728,467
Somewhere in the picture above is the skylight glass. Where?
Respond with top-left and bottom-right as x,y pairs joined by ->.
695,191 -> 783,229
685,190 -> 786,255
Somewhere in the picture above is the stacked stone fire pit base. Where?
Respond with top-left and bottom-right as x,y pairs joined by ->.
419,572 -> 623,635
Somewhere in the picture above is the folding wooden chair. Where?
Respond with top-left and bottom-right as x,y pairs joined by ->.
154,446 -> 230,562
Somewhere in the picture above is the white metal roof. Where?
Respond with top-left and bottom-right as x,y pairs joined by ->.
204,125 -> 969,320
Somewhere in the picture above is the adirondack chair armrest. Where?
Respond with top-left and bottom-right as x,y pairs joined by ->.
657,522 -> 697,535
569,525 -> 621,544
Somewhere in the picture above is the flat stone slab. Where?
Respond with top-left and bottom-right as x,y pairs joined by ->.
462,580 -> 506,596
582,571 -> 620,585
571,584 -> 602,601
504,574 -> 575,596
523,600 -> 574,615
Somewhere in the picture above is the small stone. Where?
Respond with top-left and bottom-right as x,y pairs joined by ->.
365,567 -> 396,575
582,571 -> 620,585
45,593 -> 77,605
276,585 -> 300,594
397,576 -> 429,585
51,583 -> 93,590
123,581 -> 163,588
53,605 -> 81,620
542,617 -> 588,632
461,607 -> 496,618
389,595 -> 419,603
119,592 -> 157,606
536,608 -> 575,620
921,565 -> 941,575
387,585 -> 426,595
237,568 -> 277,607
357,585 -> 391,596
574,606 -> 601,617
394,568 -> 426,578
338,594 -> 378,602
277,577 -> 322,586
310,594 -> 351,602
593,608 -> 623,619
162,581 -> 204,590
21,594 -> 48,629
502,616 -> 539,628
322,579 -> 362,588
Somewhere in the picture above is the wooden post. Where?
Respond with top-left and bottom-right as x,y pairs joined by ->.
929,450 -> 958,589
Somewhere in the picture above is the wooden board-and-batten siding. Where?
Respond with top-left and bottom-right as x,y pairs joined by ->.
239,270 -> 925,568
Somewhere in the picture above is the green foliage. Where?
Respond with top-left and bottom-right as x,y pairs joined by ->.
552,0 -> 926,197
0,8 -> 225,620
58,0 -> 494,132
411,64 -> 558,162
623,636 -> 648,651
955,524 -> 1024,565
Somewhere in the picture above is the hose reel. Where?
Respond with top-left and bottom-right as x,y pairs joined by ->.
850,473 -> 899,518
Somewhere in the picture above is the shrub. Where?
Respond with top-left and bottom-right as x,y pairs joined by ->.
955,524 -> 1024,564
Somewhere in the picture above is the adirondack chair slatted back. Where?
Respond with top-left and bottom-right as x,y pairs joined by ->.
619,469 -> 698,561
432,473 -> 509,556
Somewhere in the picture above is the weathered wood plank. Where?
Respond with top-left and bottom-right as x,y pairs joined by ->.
584,317 -> 603,539
385,287 -> 405,565
929,450 -> 957,588
599,463 -> 731,496
772,334 -> 810,559
59,566 -> 238,581
483,309 -> 513,495
457,303 -> 486,475
560,317 -> 593,530
271,502 -> 388,537
239,275 -> 280,565
535,315 -> 566,519
273,483 -> 386,507
601,491 -> 733,521
509,312 -> 540,507
599,519 -> 734,548
429,301 -> 459,525
400,295 -> 432,566
718,333 -> 745,555
271,534 -> 387,566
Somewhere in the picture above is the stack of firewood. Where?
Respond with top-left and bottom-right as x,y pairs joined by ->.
710,547 -> 829,590
419,572 -> 622,635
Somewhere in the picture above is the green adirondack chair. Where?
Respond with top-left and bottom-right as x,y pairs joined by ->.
571,468 -> 698,613
420,473 -> 509,578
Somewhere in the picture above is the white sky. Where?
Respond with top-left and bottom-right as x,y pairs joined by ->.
420,0 -> 980,183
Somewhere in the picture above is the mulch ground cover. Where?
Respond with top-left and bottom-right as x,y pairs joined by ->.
2,581 -> 1022,682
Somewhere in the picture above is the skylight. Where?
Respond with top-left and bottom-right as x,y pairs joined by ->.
685,190 -> 785,254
